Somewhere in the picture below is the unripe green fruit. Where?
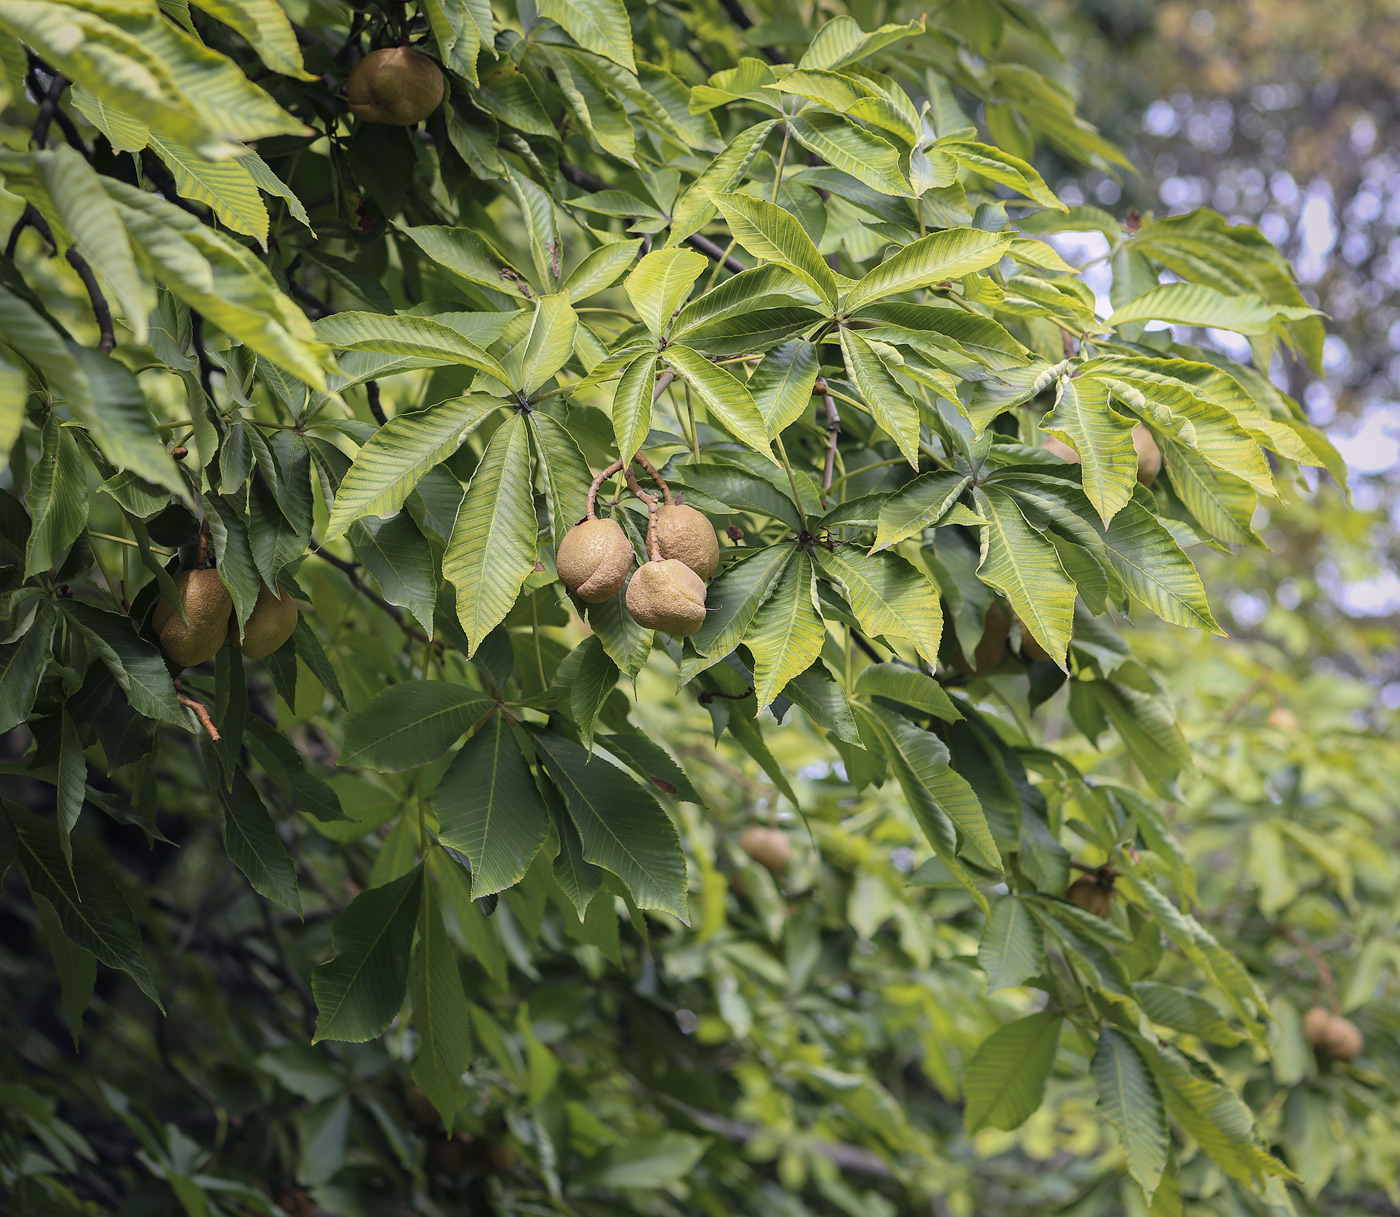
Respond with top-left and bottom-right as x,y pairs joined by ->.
556,518 -> 635,603
739,825 -> 791,875
1043,424 -> 1161,486
346,47 -> 445,126
1066,875 -> 1113,919
625,558 -> 707,636
654,503 -> 719,579
153,568 -> 232,668
230,583 -> 299,660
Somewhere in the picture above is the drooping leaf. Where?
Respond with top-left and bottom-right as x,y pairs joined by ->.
745,551 -> 826,712
312,865 -> 425,1043
442,415 -> 539,655
1092,1027 -> 1170,1198
341,682 -> 493,771
409,876 -> 471,1127
844,228 -> 1013,312
817,547 -> 943,667
963,1011 -> 1062,1133
978,896 -> 1044,992
435,714 -> 549,898
664,344 -> 778,460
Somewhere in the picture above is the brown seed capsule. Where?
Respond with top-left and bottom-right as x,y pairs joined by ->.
1302,1005 -> 1333,1048
625,558 -> 707,636
229,582 -> 299,660
953,602 -> 1010,677
170,445 -> 188,460
153,568 -> 232,668
1066,875 -> 1113,919
654,503 -> 719,579
556,517 -> 635,603
1267,706 -> 1300,731
739,825 -> 791,875
346,47 -> 445,126
1044,426 -> 1161,486
1323,1015 -> 1364,1062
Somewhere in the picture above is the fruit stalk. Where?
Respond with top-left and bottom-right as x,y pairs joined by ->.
585,457 -> 627,519
632,451 -> 674,505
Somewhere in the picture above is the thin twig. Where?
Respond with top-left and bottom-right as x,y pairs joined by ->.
13,205 -> 116,350
624,464 -> 657,507
312,544 -> 437,647
189,311 -> 218,401
178,694 -> 222,741
820,394 -> 841,506
686,232 -> 748,276
632,448 -> 673,504
365,379 -> 388,425
586,457 -> 626,518
1279,925 -> 1339,1011
30,66 -> 68,148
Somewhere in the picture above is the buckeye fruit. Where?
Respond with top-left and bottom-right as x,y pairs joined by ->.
654,503 -> 720,579
557,517 -> 635,603
229,582 -> 299,660
346,47 -> 445,126
625,558 -> 707,636
152,568 -> 232,668
739,826 -> 791,875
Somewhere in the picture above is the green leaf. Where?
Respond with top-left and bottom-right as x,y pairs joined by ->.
325,398 -> 496,540
209,757 -> 302,913
587,578 -> 653,676
844,228 -> 1012,312
816,547 -> 943,667
61,602 -> 184,728
679,461 -> 803,528
853,662 -> 961,722
351,513 -> 438,637
782,661 -> 861,745
563,239 -> 641,303
691,545 -> 793,661
534,733 -> 688,921
938,138 -> 1065,210
787,112 -> 911,197
709,192 -> 838,306
190,0 -> 314,79
442,415 -> 539,655
610,351 -> 658,461
668,121 -> 778,246
664,344 -> 777,461
409,876 -> 471,1128
435,714 -> 549,898
148,133 -> 269,247
33,894 -> 96,1050
862,702 -> 1000,875
596,733 -> 701,803
312,865 -> 425,1043
398,224 -> 536,301
3,799 -> 160,1007
1041,376 -> 1140,525
974,487 -> 1075,666
0,604 -> 57,733
314,312 -> 509,381
24,416 -> 88,579
35,145 -> 149,342
108,181 -> 328,389
341,681 -> 493,771
798,14 -> 926,70
54,710 -> 85,866
963,1011 -> 1062,1132
528,411 -> 593,548
422,0 -> 487,84
837,329 -> 921,467
625,248 -> 707,336
1134,983 -> 1243,1047
1140,1036 -> 1296,1185
745,551 -> 826,712
748,339 -> 820,433
580,1133 -> 709,1190
872,471 -> 971,552
978,896 -> 1044,992
1101,496 -> 1221,633
1092,1028 -> 1168,1198
512,293 -> 578,396
570,635 -> 620,749
537,0 -> 634,72
1106,283 -> 1316,335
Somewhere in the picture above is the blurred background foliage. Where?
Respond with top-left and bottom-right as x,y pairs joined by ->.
2,2 -> 1398,1216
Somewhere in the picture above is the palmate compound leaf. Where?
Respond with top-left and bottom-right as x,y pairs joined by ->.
973,487 -> 1076,666
434,713 -> 550,898
313,865 -> 425,1043
1092,1027 -> 1169,1199
963,1010 -> 1062,1133
442,414 -> 540,655
533,732 -> 688,921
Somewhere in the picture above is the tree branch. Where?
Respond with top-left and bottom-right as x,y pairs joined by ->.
686,231 -> 748,275
365,379 -> 388,426
29,66 -> 68,148
14,204 -> 115,351
820,393 -> 840,505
